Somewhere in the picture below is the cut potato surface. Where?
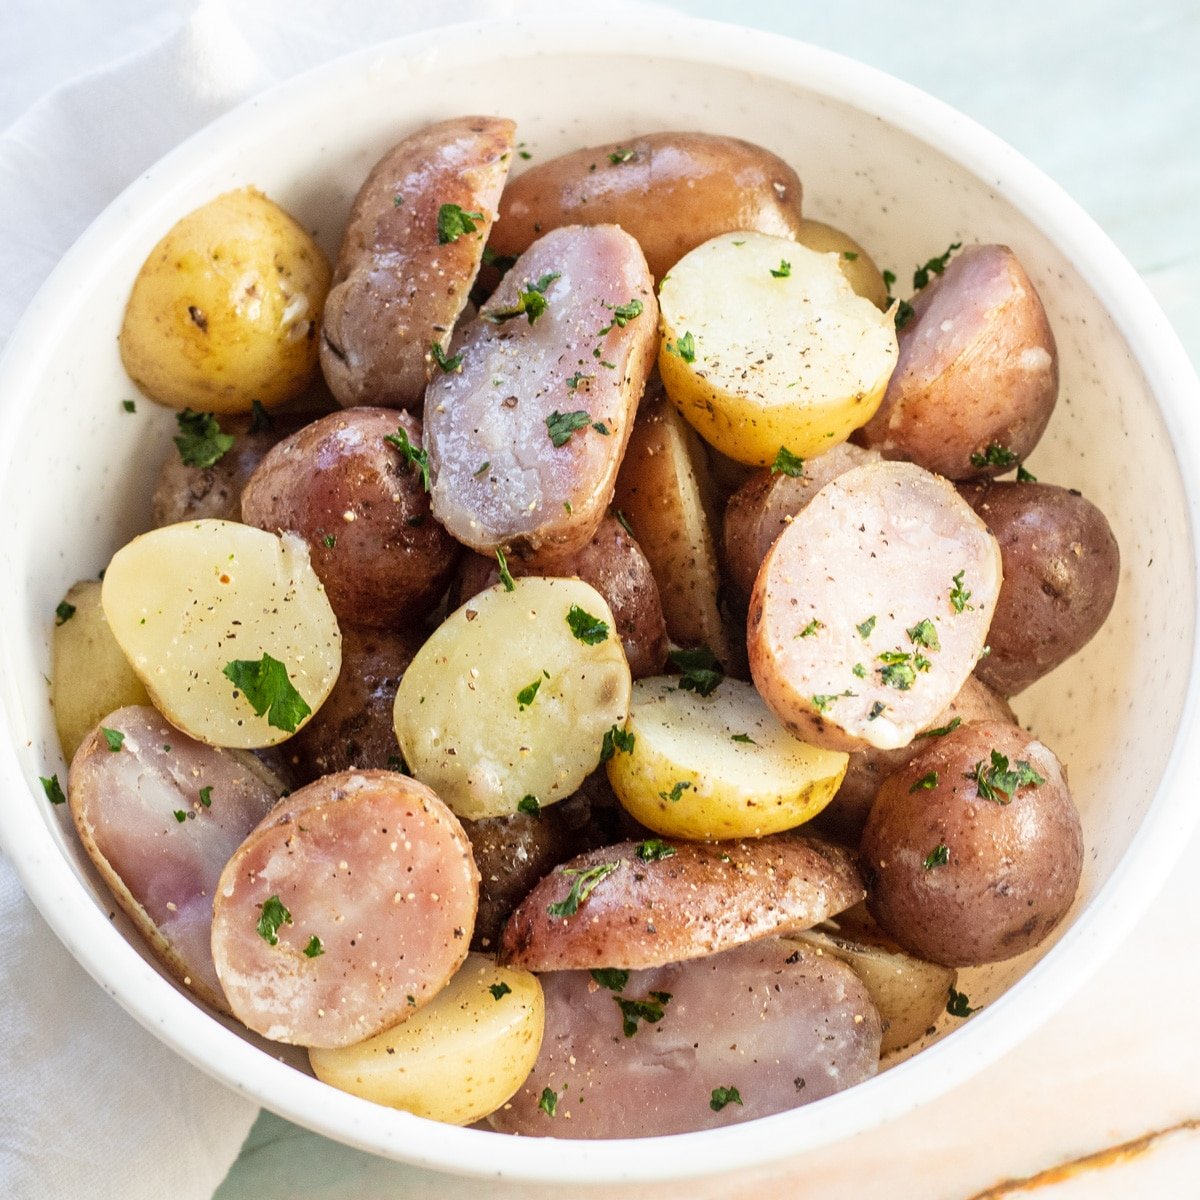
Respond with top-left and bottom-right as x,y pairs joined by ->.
393,577 -> 631,820
101,520 -> 341,748
53,580 -> 150,760
658,231 -> 898,465
309,954 -> 543,1124
606,677 -> 847,839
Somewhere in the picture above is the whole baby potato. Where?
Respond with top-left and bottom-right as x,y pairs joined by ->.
489,131 -> 805,281
241,407 -> 460,629
119,187 -> 330,413
861,720 -> 1083,966
959,481 -> 1120,695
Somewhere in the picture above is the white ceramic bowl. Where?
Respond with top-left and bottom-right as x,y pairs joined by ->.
1,12 -> 1198,1184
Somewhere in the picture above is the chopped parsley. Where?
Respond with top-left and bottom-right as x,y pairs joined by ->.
770,259 -> 792,278
665,331 -> 696,362
731,733 -> 757,745
668,645 -> 724,696
771,446 -> 805,477
590,967 -> 629,993
608,147 -> 637,164
615,991 -> 672,1037
947,988 -> 976,1018
538,1087 -> 558,1117
798,619 -> 823,638
40,774 -> 66,805
199,786 -> 213,808
894,299 -> 916,329
843,250 -> 859,261
966,749 -> 1045,804
546,861 -> 620,918
852,662 -> 867,678
566,371 -> 593,391
383,425 -> 431,491
599,724 -> 635,762
635,838 -> 675,862
878,651 -> 919,691
923,843 -> 950,870
882,268 -> 897,295
256,895 -> 292,946
471,461 -> 490,478
868,700 -> 886,720
122,399 -> 137,413
495,547 -> 516,591
566,604 -> 609,645
909,770 -> 939,793
969,443 -> 1018,469
516,677 -> 543,710
546,409 -> 592,447
436,203 -> 484,243
856,616 -> 877,639
173,810 -> 187,823
812,691 -> 854,713
100,727 -> 125,752
393,194 -> 404,207
1017,463 -> 1038,483
483,272 -> 560,325
598,299 -> 644,333
918,716 -> 963,739
249,399 -> 272,433
659,780 -> 692,803
430,340 -> 463,373
907,619 -> 941,651
592,421 -> 610,436
710,1086 -> 743,1112
303,935 -> 324,958
54,600 -> 76,626
949,570 -> 973,614
517,794 -> 541,817
222,653 -> 312,733
614,509 -> 635,537
912,242 -> 962,290
322,533 -> 336,548
489,981 -> 512,1001
174,409 -> 234,468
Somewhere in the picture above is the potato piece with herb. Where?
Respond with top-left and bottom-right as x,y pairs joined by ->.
119,187 -> 330,413
606,677 -> 848,840
657,232 -> 898,465
793,218 -> 890,308
393,577 -> 631,820
52,581 -> 150,760
101,520 -> 341,748
309,953 -> 543,1124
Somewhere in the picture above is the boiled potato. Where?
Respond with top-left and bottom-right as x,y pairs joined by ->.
606,677 -> 848,839
658,232 -> 898,465
101,520 -> 341,748
310,955 -> 543,1124
394,577 -> 631,819
793,218 -> 889,308
793,924 -> 956,1055
119,187 -> 331,413
612,389 -> 731,664
52,580 -> 150,759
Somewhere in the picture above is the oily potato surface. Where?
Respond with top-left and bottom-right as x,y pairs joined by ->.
119,187 -> 330,413
490,131 -> 804,281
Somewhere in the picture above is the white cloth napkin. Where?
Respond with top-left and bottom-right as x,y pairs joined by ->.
0,2 -> 651,1197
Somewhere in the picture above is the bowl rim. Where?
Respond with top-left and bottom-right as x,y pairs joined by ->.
1,10 -> 1199,1184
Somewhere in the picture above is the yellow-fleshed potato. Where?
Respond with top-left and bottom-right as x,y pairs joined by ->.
658,231 -> 898,465
792,924 -> 956,1055
101,520 -> 341,748
793,218 -> 890,309
119,187 -> 331,413
309,954 -> 544,1125
612,390 -> 732,664
52,581 -> 150,759
606,677 -> 848,839
394,578 -> 631,820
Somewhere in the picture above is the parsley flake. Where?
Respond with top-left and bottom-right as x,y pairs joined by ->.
546,861 -> 620,918
966,749 -> 1045,804
122,399 -> 137,413
912,242 -> 962,290
304,935 -> 324,958
516,677 -> 543,710
546,409 -> 593,447
969,443 -> 1018,470
256,895 -> 292,946
771,446 -> 805,477
495,547 -> 516,592
894,299 -> 916,329
598,724 -> 635,764
431,340 -> 463,373
949,570 -> 973,614
947,988 -> 976,1018
798,619 -> 823,638
173,810 -> 187,823
731,733 -> 758,745
437,203 -> 484,243
616,991 -> 672,1037
770,259 -> 792,278
907,619 -> 941,651
483,272 -> 560,325
590,967 -> 629,993
322,534 -> 336,548
1017,463 -> 1038,483
222,653 -> 312,732
40,774 -> 66,805
538,1087 -> 559,1117
489,981 -> 512,1001
666,331 -> 696,362
566,604 -> 609,645
659,781 -> 692,803
852,662 -> 867,678
598,298 -> 644,334
100,727 -> 125,752
613,509 -> 635,537
566,371 -> 593,391
383,425 -> 431,491
635,839 -> 675,862
856,616 -> 877,639
517,794 -> 541,817
868,700 -> 887,720
608,147 -> 637,164
923,843 -> 950,870
918,717 -> 963,740
668,645 -> 724,696
55,600 -> 76,626
843,250 -> 859,261
174,409 -> 234,468
878,651 -> 917,691
199,786 -> 213,808
710,1086 -> 743,1112
910,770 -> 939,793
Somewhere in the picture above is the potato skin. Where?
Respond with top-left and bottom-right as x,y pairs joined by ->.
451,517 -> 668,678
241,406 -> 460,628
959,481 -> 1120,695
793,218 -> 889,308
490,131 -> 804,281
320,116 -> 515,409
858,244 -> 1058,479
861,720 -> 1083,966
119,187 -> 330,413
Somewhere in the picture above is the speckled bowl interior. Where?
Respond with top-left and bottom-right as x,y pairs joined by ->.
0,12 -> 1198,1185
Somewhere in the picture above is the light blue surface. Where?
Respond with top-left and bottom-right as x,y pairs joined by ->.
213,2 -> 1200,1196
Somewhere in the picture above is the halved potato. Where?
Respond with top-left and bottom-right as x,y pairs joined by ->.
393,577 -> 631,820
52,580 -> 150,759
606,677 -> 848,839
309,954 -> 544,1125
101,520 -> 341,748
657,231 -> 898,465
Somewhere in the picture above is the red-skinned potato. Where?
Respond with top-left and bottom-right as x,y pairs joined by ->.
861,720 -> 1083,966
499,835 -> 863,971
320,116 -> 515,409
959,480 -> 1120,695
450,516 -> 668,678
858,244 -> 1058,479
241,406 -> 460,629
489,132 -> 804,281
489,939 -> 880,1139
